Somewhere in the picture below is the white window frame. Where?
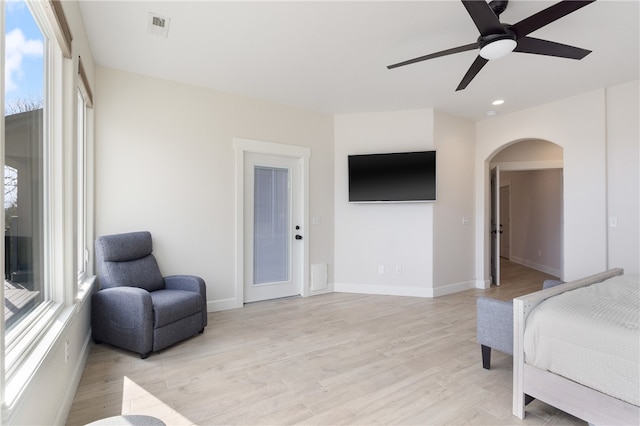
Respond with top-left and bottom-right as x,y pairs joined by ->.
76,55 -> 94,300
1,0 -> 71,410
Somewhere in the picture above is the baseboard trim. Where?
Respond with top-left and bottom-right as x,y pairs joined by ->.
56,331 -> 92,425
510,256 -> 561,278
335,283 -> 434,297
432,280 -> 477,297
310,285 -> 334,297
209,279 -> 478,307
334,280 -> 476,298
208,298 -> 241,312
476,279 -> 491,289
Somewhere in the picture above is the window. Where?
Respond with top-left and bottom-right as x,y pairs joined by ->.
0,0 -> 93,414
76,55 -> 93,297
3,0 -> 47,334
76,88 -> 86,280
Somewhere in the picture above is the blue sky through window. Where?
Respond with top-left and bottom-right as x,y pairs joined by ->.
4,0 -> 44,112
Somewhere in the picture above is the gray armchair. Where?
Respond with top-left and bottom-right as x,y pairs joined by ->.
477,279 -> 563,369
92,231 -> 207,358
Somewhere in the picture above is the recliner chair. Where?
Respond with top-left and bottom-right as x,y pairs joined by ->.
92,231 -> 207,358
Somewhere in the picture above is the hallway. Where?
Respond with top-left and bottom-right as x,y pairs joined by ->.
483,258 -> 561,301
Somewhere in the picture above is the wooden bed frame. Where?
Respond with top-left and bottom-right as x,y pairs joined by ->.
513,268 -> 640,425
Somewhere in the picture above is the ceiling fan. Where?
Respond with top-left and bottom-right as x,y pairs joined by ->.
387,0 -> 595,91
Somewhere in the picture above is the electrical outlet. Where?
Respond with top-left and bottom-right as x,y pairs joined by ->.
395,265 -> 402,274
65,340 -> 70,364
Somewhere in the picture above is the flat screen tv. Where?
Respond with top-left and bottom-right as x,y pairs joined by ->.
348,151 -> 436,203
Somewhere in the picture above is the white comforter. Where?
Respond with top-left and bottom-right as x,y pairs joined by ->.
524,274 -> 640,406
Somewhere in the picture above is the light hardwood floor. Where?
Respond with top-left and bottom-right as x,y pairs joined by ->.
67,262 -> 582,425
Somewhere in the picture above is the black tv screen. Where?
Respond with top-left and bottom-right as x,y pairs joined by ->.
348,151 -> 436,202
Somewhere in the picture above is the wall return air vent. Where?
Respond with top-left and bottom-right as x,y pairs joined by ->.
148,12 -> 170,38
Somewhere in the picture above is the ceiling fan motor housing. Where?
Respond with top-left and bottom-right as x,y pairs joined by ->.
478,29 -> 517,60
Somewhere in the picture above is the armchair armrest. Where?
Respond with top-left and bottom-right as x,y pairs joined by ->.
91,287 -> 154,355
165,275 -> 206,300
477,297 -> 513,355
165,275 -> 207,328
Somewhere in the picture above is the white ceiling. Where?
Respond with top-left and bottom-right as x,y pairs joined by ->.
79,0 -> 639,121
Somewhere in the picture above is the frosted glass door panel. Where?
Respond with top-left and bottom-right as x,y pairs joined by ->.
253,166 -> 290,284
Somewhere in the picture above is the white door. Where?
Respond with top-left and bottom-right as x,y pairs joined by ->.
490,166 -> 501,286
244,152 -> 303,303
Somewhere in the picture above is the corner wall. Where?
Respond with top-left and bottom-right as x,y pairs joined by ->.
606,80 -> 639,274
432,111 -> 476,293
333,109 -> 476,296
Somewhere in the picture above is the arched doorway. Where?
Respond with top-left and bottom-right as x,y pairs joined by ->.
487,139 -> 563,286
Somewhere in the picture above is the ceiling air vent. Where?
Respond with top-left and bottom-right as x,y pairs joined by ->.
148,12 -> 170,38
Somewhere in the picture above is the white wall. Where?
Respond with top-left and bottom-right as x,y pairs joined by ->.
475,82 -> 639,282
491,139 -> 563,164
94,67 -> 335,310
606,80 -> 639,274
333,109 -> 476,297
333,110 -> 435,295
432,111 -> 476,293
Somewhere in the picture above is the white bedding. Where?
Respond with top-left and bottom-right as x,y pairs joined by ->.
523,273 -> 640,406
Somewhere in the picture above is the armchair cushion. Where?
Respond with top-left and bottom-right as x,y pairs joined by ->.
97,231 -> 154,262
96,232 -> 164,292
103,255 -> 165,292
151,290 -> 205,328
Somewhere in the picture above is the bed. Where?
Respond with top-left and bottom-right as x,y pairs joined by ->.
513,268 -> 640,425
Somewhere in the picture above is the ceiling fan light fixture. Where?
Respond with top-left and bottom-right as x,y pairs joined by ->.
479,37 -> 517,60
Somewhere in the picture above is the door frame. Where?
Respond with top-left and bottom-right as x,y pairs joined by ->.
487,159 -> 564,286
490,166 -> 501,286
233,138 -> 311,308
499,182 -> 511,260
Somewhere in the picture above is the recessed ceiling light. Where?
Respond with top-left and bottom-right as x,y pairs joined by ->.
492,99 -> 505,106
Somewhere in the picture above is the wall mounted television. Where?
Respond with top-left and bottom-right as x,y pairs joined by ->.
348,150 -> 436,203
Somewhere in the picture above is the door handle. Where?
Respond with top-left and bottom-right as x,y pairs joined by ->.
295,234 -> 303,240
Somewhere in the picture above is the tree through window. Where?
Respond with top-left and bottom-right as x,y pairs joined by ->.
3,0 -> 46,331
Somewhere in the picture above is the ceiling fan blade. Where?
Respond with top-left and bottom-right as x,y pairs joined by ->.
387,42 -> 478,69
511,0 -> 596,39
462,0 -> 507,36
456,56 -> 489,91
514,36 -> 591,59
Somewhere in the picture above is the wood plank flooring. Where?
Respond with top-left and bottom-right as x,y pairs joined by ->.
67,262 -> 582,425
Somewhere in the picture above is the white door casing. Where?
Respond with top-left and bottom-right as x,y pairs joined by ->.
234,138 -> 310,307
